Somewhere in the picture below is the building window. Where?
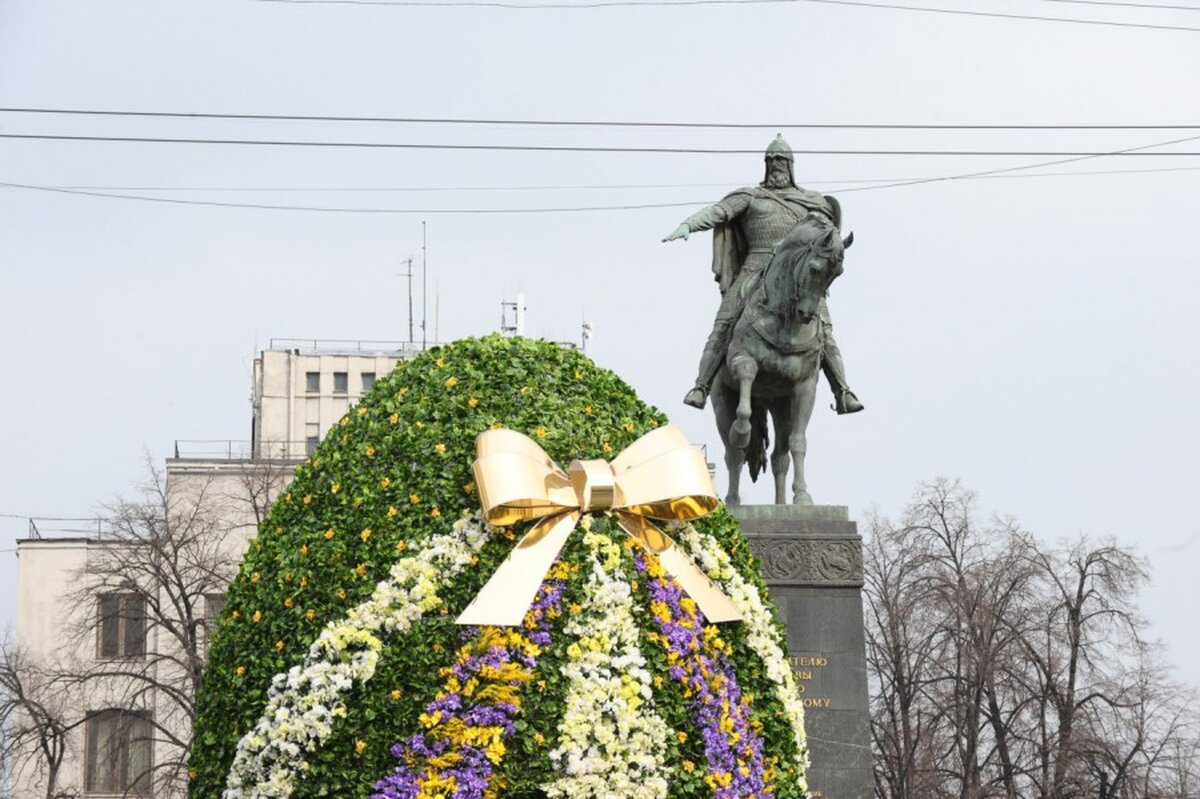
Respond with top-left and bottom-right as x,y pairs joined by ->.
306,436 -> 320,456
305,371 -> 320,393
204,594 -> 226,628
361,372 -> 376,392
84,710 -> 153,795
333,372 -> 348,394
97,595 -> 146,660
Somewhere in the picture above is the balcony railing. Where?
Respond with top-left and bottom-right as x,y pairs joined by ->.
172,440 -> 311,460
267,338 -> 438,357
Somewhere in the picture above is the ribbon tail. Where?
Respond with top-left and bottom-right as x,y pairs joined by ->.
456,513 -> 578,626
656,547 -> 743,623
616,514 -> 743,624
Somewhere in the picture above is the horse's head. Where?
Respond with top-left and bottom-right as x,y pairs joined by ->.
760,214 -> 851,324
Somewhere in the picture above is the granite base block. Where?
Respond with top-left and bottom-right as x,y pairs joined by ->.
729,505 -> 872,799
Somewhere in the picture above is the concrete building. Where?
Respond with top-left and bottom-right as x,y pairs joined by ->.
10,339 -> 423,799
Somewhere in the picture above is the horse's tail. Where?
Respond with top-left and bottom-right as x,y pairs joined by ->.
746,399 -> 770,482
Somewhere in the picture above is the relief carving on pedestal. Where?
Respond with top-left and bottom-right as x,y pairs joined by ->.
747,537 -> 864,585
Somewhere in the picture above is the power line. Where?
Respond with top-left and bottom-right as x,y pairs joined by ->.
250,0 -> 1200,30
38,164 -> 1200,194
4,132 -> 1200,155
5,148 -> 1198,213
3,107 -> 1199,130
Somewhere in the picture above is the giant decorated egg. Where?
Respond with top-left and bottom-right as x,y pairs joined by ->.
190,336 -> 810,799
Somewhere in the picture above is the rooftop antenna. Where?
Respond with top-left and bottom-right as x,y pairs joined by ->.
500,292 -> 526,337
581,319 -> 594,353
398,257 -> 415,342
421,221 -> 428,350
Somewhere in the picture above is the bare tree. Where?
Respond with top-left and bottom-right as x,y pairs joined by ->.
0,639 -> 83,799
52,459 -> 246,798
866,480 -> 1196,799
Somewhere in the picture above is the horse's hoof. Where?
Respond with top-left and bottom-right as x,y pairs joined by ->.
730,419 -> 751,448
725,494 -> 741,507
793,490 -> 814,506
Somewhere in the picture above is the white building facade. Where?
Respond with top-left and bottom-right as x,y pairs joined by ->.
10,340 -> 422,799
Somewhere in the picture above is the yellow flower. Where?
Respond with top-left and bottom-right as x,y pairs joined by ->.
252,610 -> 262,623
355,563 -> 368,577
339,416 -> 349,427
678,731 -> 688,743
575,370 -> 584,381
275,640 -> 285,652
325,528 -> 336,540
409,493 -> 420,505
232,610 -> 241,620
366,446 -> 376,457
305,608 -> 315,621
302,494 -> 312,505
569,603 -> 582,615
358,406 -> 368,417
380,477 -> 391,489
491,421 -> 503,430
602,442 -> 613,454
415,421 -> 425,428
189,768 -> 197,781
236,665 -> 246,677
535,427 -> 547,440
389,412 -> 399,424
433,643 -> 442,653
331,483 -> 341,494
388,506 -> 398,517
584,405 -> 593,415
391,689 -> 403,701
468,397 -> 479,408
284,597 -> 294,608
624,422 -> 635,433
463,481 -> 476,495
355,740 -> 368,754
430,507 -> 441,518
435,443 -> 446,455
520,386 -> 530,396
534,733 -> 546,745
683,760 -> 696,773
396,540 -> 407,552
300,544 -> 308,556
250,572 -> 260,583
445,376 -> 458,388
337,588 -> 348,600
300,576 -> 308,587
361,528 -> 372,542
435,357 -> 445,368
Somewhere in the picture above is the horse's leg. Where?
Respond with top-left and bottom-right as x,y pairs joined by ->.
769,396 -> 793,505
728,354 -> 758,450
789,360 -> 821,505
710,373 -> 745,506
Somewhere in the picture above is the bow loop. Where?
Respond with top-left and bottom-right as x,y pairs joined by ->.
457,425 -> 742,627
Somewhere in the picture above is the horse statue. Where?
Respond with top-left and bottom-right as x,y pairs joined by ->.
710,213 -> 853,506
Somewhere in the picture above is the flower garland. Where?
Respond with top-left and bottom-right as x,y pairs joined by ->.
223,515 -> 491,799
676,524 -> 810,788
636,551 -> 775,798
545,524 -> 671,799
372,563 -> 568,799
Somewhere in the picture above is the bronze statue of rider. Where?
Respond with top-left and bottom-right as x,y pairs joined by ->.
663,134 -> 864,415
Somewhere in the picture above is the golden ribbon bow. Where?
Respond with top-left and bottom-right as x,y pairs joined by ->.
456,425 -> 742,626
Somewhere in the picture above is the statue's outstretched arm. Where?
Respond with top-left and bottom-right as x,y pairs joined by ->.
661,194 -> 749,243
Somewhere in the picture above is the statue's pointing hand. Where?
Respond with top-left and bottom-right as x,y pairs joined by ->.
662,223 -> 690,243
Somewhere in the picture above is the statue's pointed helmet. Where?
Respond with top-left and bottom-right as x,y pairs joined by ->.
765,133 -> 794,162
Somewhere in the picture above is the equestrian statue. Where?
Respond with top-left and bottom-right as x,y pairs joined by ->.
663,134 -> 860,505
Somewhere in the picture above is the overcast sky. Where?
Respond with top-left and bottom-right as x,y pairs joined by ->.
2,0 -> 1198,689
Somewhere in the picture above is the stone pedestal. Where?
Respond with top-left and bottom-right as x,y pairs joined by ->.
730,505 -> 872,799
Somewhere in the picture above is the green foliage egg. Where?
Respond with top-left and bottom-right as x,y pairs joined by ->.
189,335 -> 803,799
